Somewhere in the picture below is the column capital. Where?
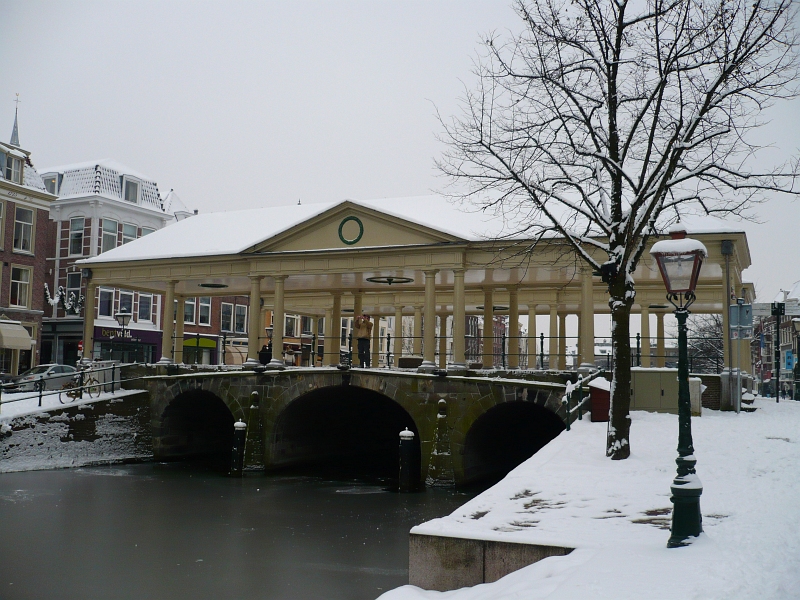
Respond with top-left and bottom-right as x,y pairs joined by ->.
272,274 -> 287,282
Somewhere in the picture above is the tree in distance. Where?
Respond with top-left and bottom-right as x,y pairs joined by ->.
438,0 -> 800,458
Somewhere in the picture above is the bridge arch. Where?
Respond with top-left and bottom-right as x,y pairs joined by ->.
153,389 -> 236,470
269,384 -> 421,482
462,400 -> 566,485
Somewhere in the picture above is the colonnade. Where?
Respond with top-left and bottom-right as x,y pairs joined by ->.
81,267 -> 744,374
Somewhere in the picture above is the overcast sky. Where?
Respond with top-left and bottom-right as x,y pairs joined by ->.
2,1 -> 799,303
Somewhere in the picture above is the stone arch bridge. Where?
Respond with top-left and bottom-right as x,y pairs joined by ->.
125,365 -> 574,486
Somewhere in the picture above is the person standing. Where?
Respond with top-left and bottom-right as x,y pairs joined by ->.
354,313 -> 374,367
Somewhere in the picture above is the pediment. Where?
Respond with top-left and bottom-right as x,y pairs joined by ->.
247,202 -> 464,253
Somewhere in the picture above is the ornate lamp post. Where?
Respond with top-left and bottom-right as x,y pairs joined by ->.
114,312 -> 132,362
649,225 -> 707,548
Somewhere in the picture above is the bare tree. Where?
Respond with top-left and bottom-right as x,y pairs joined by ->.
685,314 -> 725,372
438,0 -> 799,458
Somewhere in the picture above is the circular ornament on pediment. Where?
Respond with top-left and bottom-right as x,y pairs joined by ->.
338,216 -> 364,245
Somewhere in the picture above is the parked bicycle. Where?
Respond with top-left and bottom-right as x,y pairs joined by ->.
59,369 -> 101,403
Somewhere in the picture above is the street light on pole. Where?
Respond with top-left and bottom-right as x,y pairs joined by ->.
649,225 -> 707,548
115,312 -> 132,362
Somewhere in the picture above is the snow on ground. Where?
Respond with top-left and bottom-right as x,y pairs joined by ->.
381,398 -> 800,600
0,387 -> 145,421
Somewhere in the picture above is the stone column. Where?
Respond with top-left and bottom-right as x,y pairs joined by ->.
558,312 -> 567,370
580,268 -> 595,367
245,276 -> 263,366
268,275 -> 286,369
324,306 -> 334,366
419,270 -> 438,370
83,283 -> 96,362
508,287 -> 519,369
353,292 -> 363,366
549,305 -> 559,370
482,288 -> 494,368
450,269 -> 466,370
656,311 -> 666,368
413,306 -> 423,356
393,303 -> 404,364
526,299 -> 537,369
331,293 -> 342,365
438,315 -> 448,369
641,306 -> 651,367
174,296 -> 185,364
372,314 -> 381,368
158,281 -> 176,364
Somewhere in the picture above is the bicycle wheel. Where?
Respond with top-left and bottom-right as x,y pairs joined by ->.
59,384 -> 76,404
85,376 -> 101,399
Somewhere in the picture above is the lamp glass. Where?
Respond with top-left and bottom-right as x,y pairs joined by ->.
115,312 -> 132,328
793,318 -> 800,334
654,252 -> 704,294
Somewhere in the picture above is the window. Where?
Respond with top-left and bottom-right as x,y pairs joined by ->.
13,207 -> 33,252
301,316 -> 313,335
66,272 -> 81,303
221,302 -> 233,332
5,156 -> 22,184
234,305 -> 247,334
318,318 -> 325,335
140,227 -> 155,237
341,318 -> 349,345
123,179 -> 139,203
43,175 -> 58,195
101,219 -> 118,253
119,290 -> 133,315
98,288 -> 114,317
122,223 -> 137,244
9,267 -> 30,307
285,315 -> 298,338
69,217 -> 84,255
138,293 -> 152,322
184,298 -> 196,324
198,297 -> 211,326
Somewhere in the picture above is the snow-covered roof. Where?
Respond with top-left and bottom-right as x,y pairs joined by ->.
80,195 -> 748,265
0,141 -> 47,193
787,280 -> 800,300
40,159 -> 162,211
161,189 -> 191,217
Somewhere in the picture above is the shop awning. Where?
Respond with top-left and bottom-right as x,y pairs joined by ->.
0,322 -> 32,350
183,337 -> 216,349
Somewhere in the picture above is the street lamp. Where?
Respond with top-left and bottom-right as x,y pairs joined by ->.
649,225 -> 707,548
115,312 -> 132,362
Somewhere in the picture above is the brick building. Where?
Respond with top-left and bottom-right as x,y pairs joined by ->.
0,112 -> 57,375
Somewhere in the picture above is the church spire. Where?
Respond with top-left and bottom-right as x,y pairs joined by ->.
9,94 -> 20,147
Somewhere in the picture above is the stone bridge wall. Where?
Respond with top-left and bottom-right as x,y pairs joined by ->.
129,365 -> 569,485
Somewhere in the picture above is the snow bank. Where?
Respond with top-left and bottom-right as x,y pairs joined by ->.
381,399 -> 800,599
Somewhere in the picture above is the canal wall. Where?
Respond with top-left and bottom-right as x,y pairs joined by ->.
409,533 -> 573,591
0,392 -> 152,473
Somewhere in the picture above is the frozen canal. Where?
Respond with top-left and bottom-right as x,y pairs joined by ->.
0,464 -> 479,600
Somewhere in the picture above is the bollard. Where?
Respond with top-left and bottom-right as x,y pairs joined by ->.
79,369 -> 84,400
230,419 -> 247,477
562,395 -> 570,431
398,427 -> 416,492
112,363 -> 116,393
577,379 -> 584,420
38,376 -> 44,407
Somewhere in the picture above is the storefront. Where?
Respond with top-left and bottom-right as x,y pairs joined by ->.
0,318 -> 34,376
93,325 -> 162,363
181,334 -> 218,365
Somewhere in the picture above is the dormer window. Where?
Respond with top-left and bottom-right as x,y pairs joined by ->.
122,177 -> 140,204
4,155 -> 22,184
43,175 -> 58,195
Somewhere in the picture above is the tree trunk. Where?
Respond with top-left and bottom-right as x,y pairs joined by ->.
607,274 -> 634,459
